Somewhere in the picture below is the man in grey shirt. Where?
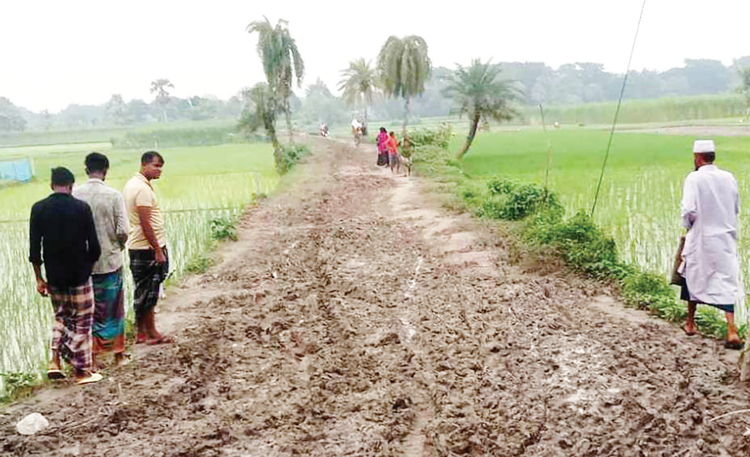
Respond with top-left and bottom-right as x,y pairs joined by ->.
73,152 -> 129,367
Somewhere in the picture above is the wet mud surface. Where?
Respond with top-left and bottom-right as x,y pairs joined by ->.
2,138 -> 750,456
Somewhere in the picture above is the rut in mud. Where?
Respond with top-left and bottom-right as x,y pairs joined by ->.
2,137 -> 750,456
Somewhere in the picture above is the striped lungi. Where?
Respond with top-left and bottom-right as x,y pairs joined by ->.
49,279 -> 94,372
129,247 -> 169,321
91,269 -> 126,355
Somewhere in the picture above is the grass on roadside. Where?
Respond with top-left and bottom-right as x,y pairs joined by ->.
412,131 -> 744,342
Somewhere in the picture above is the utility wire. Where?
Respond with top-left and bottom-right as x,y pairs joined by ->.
591,0 -> 647,216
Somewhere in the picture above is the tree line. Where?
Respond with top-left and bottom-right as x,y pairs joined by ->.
3,20 -> 750,156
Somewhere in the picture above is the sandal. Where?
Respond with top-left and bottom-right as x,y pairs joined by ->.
47,369 -> 65,380
77,373 -> 103,385
724,340 -> 744,350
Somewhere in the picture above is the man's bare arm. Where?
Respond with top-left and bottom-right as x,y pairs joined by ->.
33,264 -> 48,296
137,206 -> 165,263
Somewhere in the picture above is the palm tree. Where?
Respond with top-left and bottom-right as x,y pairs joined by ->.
150,79 -> 174,122
443,59 -> 518,159
237,83 -> 281,156
247,17 -> 304,141
338,58 -> 378,133
377,35 -> 431,135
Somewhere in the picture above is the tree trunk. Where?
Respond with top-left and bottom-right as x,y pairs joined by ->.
284,100 -> 294,144
270,124 -> 285,173
363,105 -> 368,137
402,97 -> 411,138
456,113 -> 481,160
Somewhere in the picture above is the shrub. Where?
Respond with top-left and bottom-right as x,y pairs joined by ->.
0,372 -> 38,403
480,179 -> 563,221
275,144 -> 311,175
408,124 -> 453,150
487,177 -> 518,195
502,184 -> 562,220
527,211 -> 626,279
475,197 -> 506,219
621,270 -> 676,311
185,253 -> 213,274
210,217 -> 238,241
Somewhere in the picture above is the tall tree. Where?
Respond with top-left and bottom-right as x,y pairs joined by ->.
237,83 -> 282,166
0,97 -> 27,132
105,94 -> 127,125
338,58 -> 378,130
150,79 -> 174,122
247,17 -> 304,141
443,59 -> 518,159
738,67 -> 750,119
377,35 -> 431,134
299,79 -> 348,127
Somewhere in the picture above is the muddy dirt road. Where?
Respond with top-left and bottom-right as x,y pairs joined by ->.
2,138 -> 750,456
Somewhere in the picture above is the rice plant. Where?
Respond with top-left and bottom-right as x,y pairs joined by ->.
459,129 -> 750,325
0,142 -> 277,395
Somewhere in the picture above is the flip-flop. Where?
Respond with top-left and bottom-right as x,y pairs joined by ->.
135,333 -> 148,344
146,334 -> 174,345
77,373 -> 103,385
724,341 -> 744,350
47,369 -> 65,380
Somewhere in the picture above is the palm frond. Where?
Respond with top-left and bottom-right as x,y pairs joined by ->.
247,17 -> 305,95
377,35 -> 430,100
443,59 -> 519,123
338,58 -> 379,108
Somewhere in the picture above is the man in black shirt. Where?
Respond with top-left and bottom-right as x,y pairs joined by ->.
29,167 -> 103,385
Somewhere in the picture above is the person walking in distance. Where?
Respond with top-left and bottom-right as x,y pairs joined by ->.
123,151 -> 172,344
29,167 -> 102,384
679,140 -> 743,349
387,131 -> 401,174
73,152 -> 129,367
376,127 -> 389,167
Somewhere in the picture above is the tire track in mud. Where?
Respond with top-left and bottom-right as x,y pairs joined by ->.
2,137 -> 750,456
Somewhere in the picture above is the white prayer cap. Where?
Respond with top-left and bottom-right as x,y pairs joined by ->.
693,140 -> 715,153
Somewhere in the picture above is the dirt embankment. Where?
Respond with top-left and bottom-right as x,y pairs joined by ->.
2,137 -> 750,456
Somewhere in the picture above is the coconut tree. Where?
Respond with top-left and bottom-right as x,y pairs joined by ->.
150,78 -> 174,122
237,83 -> 281,164
377,35 -> 431,135
443,59 -> 518,159
338,58 -> 378,134
247,17 -> 304,141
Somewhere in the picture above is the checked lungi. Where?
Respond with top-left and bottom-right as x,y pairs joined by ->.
91,269 -> 126,355
129,247 -> 169,322
49,280 -> 94,372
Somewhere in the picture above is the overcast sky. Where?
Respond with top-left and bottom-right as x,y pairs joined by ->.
2,0 -> 750,112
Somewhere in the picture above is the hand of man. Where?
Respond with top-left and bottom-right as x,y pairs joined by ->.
155,248 -> 167,264
36,279 -> 49,297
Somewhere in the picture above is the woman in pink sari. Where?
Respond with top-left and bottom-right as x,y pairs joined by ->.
376,127 -> 389,166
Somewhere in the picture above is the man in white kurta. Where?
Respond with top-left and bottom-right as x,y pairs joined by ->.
679,139 -> 742,348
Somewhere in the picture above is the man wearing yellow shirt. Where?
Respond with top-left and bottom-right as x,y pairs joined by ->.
123,151 -> 171,344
